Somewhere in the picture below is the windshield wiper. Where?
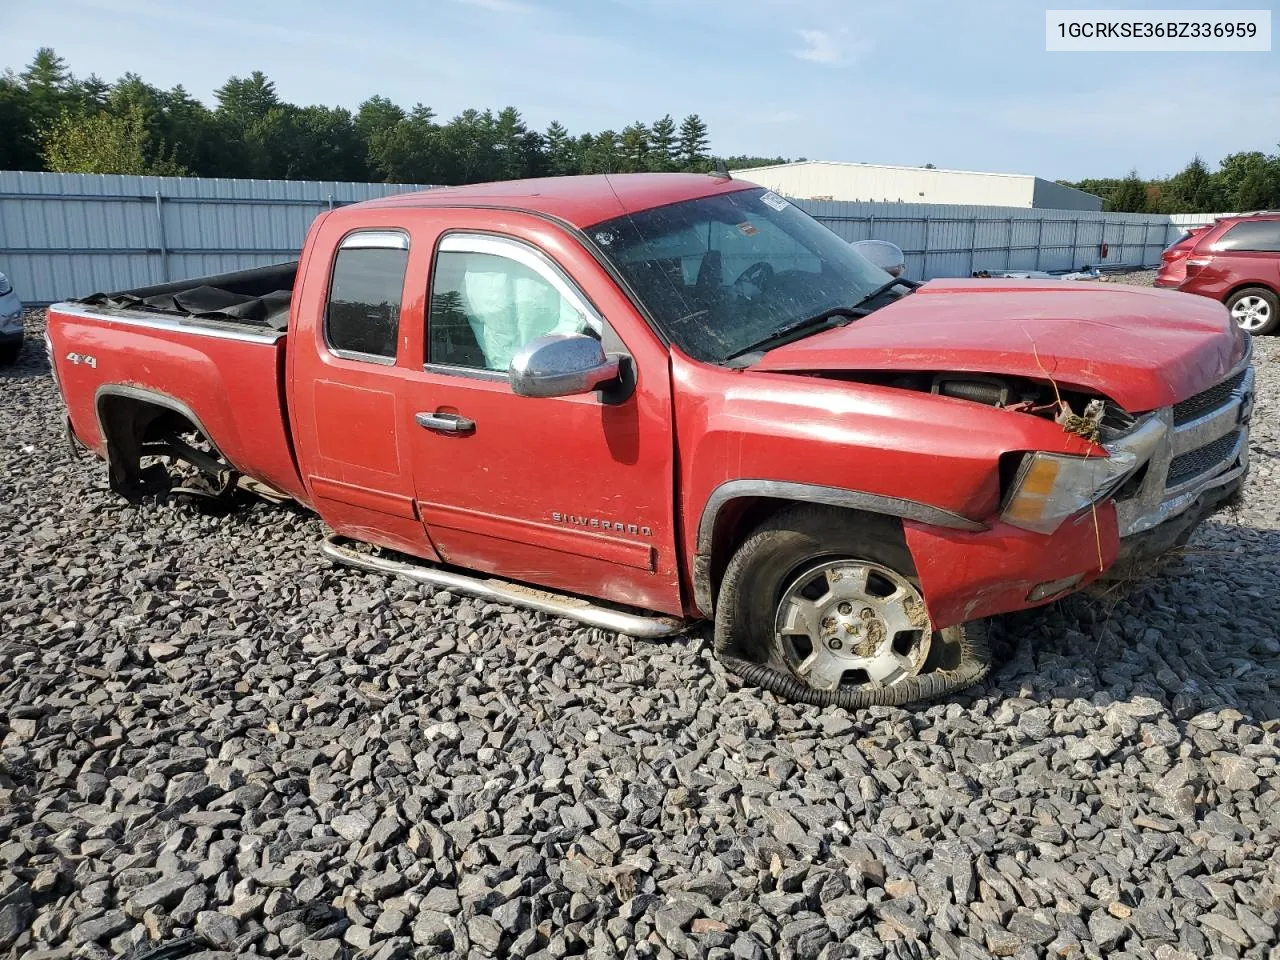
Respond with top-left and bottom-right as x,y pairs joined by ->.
849,276 -> 918,310
723,278 -> 919,363
724,306 -> 864,361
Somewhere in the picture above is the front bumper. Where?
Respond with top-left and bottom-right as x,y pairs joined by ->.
0,299 -> 23,343
1110,346 -> 1253,539
909,344 -> 1254,628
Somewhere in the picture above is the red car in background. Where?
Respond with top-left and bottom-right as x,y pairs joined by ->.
1156,212 -> 1280,334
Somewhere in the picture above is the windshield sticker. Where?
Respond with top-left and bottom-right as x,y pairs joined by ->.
760,191 -> 789,211
735,222 -> 760,237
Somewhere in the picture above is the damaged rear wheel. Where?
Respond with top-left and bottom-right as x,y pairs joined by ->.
713,505 -> 991,707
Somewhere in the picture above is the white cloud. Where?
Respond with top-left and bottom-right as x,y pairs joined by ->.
791,27 -> 847,65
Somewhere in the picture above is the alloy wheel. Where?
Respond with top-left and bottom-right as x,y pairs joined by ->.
774,559 -> 932,690
1231,295 -> 1271,333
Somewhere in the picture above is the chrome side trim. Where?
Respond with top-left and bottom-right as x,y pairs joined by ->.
692,479 -> 986,616
52,302 -> 285,345
330,347 -> 396,366
322,535 -> 685,639
422,362 -> 508,382
339,230 -> 409,250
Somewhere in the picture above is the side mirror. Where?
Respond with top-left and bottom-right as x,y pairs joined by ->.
851,239 -> 907,278
509,333 -> 621,399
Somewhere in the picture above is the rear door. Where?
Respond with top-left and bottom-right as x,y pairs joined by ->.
1210,219 -> 1280,288
289,224 -> 440,560
398,210 -> 684,616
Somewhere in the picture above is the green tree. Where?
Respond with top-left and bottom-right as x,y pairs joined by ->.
1164,156 -> 1222,213
365,105 -> 440,183
494,107 -> 532,180
719,154 -> 788,171
2,46 -> 749,184
0,72 -> 42,171
648,114 -> 676,171
42,105 -> 187,175
1218,151 -> 1278,210
677,114 -> 709,171
584,130 -> 620,174
19,48 -> 76,135
544,121 -> 577,176
619,122 -> 649,173
1109,170 -> 1148,212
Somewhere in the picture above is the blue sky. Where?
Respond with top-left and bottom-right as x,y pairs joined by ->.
4,0 -> 1278,180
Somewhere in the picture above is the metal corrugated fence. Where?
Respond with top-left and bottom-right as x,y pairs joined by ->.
0,171 -> 1182,303
794,199 -> 1177,281
0,171 -> 436,304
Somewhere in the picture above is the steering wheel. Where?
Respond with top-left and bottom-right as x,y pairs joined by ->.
733,261 -> 775,299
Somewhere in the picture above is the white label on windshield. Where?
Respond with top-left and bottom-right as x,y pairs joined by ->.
760,191 -> 789,211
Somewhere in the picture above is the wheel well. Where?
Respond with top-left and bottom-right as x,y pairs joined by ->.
1223,281 -> 1277,305
703,497 -> 910,613
96,389 -> 230,499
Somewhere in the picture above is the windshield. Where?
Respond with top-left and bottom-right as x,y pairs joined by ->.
588,187 -> 893,362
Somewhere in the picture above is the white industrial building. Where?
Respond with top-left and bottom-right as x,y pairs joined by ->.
730,160 -> 1103,211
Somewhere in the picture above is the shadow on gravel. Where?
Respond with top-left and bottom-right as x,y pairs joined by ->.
988,518 -> 1280,723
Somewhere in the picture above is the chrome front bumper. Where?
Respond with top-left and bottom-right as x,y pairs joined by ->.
1111,349 -> 1254,539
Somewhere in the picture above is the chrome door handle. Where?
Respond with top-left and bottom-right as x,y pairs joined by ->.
415,411 -> 475,434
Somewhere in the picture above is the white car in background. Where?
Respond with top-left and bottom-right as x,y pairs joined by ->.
0,271 -> 23,365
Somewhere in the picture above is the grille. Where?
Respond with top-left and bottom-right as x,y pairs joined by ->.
1173,370 -> 1246,425
1167,431 -> 1241,488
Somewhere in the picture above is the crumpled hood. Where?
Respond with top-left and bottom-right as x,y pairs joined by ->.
752,278 -> 1247,411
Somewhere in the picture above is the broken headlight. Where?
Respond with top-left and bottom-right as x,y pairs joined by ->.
1001,449 -> 1139,534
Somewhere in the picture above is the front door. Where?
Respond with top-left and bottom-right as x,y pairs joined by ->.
403,226 -> 683,616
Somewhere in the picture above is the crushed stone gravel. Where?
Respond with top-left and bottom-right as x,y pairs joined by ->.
2,303 -> 1278,960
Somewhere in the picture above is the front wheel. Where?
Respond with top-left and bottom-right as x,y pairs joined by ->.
713,505 -> 991,707
1227,287 -> 1278,335
0,341 -> 21,367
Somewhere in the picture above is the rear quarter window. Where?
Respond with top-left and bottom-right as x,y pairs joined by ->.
326,235 -> 410,362
1212,220 -> 1280,253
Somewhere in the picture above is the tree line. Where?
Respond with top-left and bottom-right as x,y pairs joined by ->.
0,48 -> 787,184
1063,153 -> 1280,215
8,48 -> 1262,214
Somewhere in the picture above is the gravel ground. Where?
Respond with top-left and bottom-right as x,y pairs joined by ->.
2,301 -> 1278,960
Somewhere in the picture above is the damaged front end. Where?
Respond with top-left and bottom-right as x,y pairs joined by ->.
832,349 -> 1254,622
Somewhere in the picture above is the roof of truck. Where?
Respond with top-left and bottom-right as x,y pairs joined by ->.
355,173 -> 757,227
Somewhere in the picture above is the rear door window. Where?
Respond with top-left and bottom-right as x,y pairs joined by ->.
326,232 -> 410,362
1213,221 -> 1280,252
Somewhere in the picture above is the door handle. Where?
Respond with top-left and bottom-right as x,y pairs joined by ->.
416,411 -> 475,434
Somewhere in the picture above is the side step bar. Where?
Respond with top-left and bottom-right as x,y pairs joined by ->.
321,535 -> 686,639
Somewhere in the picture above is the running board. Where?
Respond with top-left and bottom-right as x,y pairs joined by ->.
321,535 -> 685,639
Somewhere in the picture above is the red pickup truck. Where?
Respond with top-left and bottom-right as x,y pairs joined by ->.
46,174 -> 1254,707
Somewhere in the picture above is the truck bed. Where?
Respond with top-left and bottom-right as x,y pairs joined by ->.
77,261 -> 297,332
47,268 -> 309,505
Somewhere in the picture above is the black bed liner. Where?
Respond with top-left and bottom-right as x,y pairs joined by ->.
77,261 -> 297,331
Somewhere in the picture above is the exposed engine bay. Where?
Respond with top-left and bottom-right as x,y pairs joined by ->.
830,369 -> 1138,443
